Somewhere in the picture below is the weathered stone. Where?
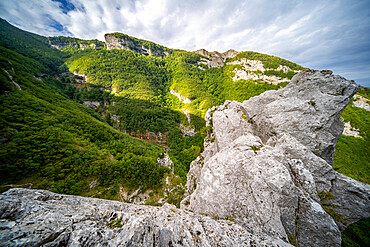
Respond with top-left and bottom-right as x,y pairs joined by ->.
194,49 -> 239,68
0,188 -> 290,246
105,34 -> 165,57
353,94 -> 370,111
82,101 -> 100,108
182,70 -> 369,246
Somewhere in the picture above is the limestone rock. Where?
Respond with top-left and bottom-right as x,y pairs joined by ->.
104,34 -> 165,57
182,70 -> 369,246
343,121 -> 361,137
353,94 -> 370,111
83,101 -> 100,108
194,49 -> 239,68
0,188 -> 290,246
170,90 -> 193,104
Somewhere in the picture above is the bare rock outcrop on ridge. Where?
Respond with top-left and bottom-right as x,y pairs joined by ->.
182,70 -> 370,246
0,188 -> 289,246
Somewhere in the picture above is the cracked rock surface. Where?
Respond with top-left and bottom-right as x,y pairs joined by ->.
0,188 -> 289,246
182,70 -> 370,246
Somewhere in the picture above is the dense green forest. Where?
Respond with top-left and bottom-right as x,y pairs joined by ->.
0,19 -> 168,197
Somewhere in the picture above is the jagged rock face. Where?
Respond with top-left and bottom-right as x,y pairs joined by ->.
244,70 -> 358,165
353,94 -> 370,111
49,40 -> 76,49
194,49 -> 239,68
226,59 -> 298,85
105,34 -> 163,57
182,70 -> 370,246
0,188 -> 290,246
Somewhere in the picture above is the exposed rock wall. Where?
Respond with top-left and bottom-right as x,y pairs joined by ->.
195,49 -> 239,68
226,58 -> 301,84
105,34 -> 164,57
182,70 -> 369,246
353,94 -> 370,111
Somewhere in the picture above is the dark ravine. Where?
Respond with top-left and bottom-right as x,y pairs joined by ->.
0,70 -> 369,246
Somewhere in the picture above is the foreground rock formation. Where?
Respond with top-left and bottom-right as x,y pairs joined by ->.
182,70 -> 370,246
0,188 -> 289,246
0,70 -> 369,246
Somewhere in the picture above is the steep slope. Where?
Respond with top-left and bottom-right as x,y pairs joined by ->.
48,36 -> 105,52
0,19 -> 169,199
0,18 -> 64,74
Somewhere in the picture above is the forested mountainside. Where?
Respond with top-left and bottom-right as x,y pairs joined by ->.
0,17 -> 368,201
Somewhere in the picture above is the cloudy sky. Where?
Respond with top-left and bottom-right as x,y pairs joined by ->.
1,0 -> 369,86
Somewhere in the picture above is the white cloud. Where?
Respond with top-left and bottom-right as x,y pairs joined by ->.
0,0 -> 369,85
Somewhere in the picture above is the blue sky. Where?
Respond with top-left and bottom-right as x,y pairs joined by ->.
1,0 -> 369,87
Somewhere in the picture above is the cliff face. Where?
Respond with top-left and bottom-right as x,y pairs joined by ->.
194,48 -> 239,67
182,70 -> 369,246
0,70 -> 369,247
105,34 -> 166,57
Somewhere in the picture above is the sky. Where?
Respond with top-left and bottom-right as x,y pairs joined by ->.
1,0 -> 369,87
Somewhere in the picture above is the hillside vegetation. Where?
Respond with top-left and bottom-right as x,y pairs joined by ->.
0,19 -> 168,198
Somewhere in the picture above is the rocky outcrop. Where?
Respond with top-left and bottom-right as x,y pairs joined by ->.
353,94 -> 370,111
182,70 -> 369,246
231,69 -> 288,85
83,101 -> 100,108
49,40 -> 75,49
343,121 -> 361,137
105,34 -> 165,57
0,188 -> 290,246
157,153 -> 173,168
226,58 -> 301,84
79,43 -> 96,50
195,49 -> 239,68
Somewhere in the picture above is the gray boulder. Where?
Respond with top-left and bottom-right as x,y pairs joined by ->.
182,70 -> 369,246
